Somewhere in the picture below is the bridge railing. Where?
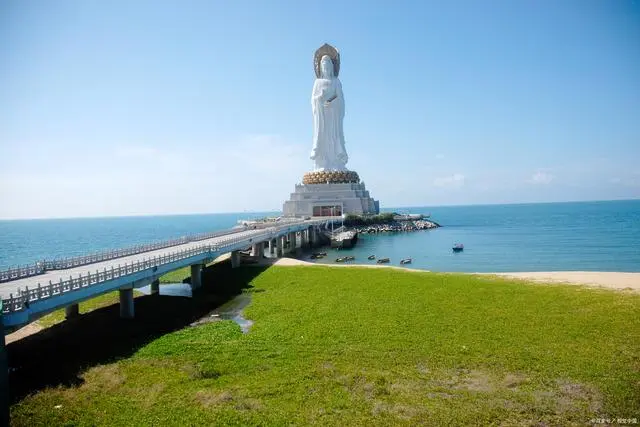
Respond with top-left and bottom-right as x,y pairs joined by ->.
0,221 -> 317,283
0,263 -> 46,283
0,226 -> 295,314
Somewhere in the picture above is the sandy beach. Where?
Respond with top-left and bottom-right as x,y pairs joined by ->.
252,256 -> 428,273
254,257 -> 640,292
482,271 -> 640,292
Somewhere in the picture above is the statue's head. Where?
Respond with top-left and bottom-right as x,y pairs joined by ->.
320,55 -> 334,78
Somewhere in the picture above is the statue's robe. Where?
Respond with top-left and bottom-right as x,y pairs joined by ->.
310,76 -> 348,171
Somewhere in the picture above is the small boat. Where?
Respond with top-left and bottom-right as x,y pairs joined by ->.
335,257 -> 346,263
344,256 -> 355,261
367,255 -> 376,260
452,243 -> 464,253
377,258 -> 390,264
400,258 -> 412,264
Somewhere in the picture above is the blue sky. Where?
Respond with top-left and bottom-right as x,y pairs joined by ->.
1,0 -> 639,219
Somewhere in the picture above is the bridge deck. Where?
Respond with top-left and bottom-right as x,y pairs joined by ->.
0,227 -> 281,299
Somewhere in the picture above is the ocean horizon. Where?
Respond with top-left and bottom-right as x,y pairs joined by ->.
1,199 -> 639,273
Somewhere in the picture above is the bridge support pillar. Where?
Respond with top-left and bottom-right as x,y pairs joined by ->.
65,303 -> 79,319
312,227 -> 320,247
0,315 -> 8,427
119,288 -> 134,319
290,232 -> 297,253
190,264 -> 202,290
150,279 -> 160,295
251,243 -> 263,258
231,251 -> 241,268
276,236 -> 283,257
308,227 -> 315,247
268,239 -> 275,257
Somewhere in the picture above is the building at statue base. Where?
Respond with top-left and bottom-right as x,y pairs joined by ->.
283,170 -> 379,217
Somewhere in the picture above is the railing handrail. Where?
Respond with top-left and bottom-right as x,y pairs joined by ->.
0,220 -> 329,314
0,218 -> 327,283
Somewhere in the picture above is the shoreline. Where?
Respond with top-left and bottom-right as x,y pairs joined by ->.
7,258 -> 638,344
254,257 -> 640,291
481,271 -> 640,292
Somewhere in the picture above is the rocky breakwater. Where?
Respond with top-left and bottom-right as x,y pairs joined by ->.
354,219 -> 440,234
342,212 -> 441,234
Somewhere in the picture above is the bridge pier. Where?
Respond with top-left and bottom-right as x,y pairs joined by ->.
307,227 -> 314,247
0,314 -> 8,427
190,264 -> 202,290
119,288 -> 134,319
231,251 -> 241,268
276,236 -> 283,257
268,239 -> 275,257
251,243 -> 264,258
150,279 -> 160,295
65,303 -> 79,319
290,232 -> 297,253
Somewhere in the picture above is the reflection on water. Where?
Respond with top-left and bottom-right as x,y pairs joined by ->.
191,293 -> 253,333
137,283 -> 192,297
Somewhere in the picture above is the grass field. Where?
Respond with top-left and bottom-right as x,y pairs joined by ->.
8,264 -> 640,426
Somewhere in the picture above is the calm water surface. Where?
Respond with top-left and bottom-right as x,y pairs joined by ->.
1,201 -> 639,272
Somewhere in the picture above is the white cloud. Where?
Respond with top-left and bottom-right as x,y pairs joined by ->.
433,173 -> 465,188
528,171 -> 554,185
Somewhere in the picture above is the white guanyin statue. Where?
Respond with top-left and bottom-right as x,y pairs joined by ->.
310,44 -> 348,172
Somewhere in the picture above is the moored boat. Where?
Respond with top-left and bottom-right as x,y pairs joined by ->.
377,258 -> 390,264
400,258 -> 412,264
367,255 -> 376,260
452,243 -> 464,252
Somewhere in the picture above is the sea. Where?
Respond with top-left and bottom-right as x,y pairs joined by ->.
0,200 -> 638,273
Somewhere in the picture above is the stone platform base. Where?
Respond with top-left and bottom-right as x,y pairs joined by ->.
283,172 -> 379,217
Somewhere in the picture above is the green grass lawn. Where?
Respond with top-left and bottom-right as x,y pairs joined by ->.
10,266 -> 640,426
158,265 -> 191,284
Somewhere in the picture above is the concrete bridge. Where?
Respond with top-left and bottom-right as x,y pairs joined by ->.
0,217 -> 337,333
0,216 -> 341,423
